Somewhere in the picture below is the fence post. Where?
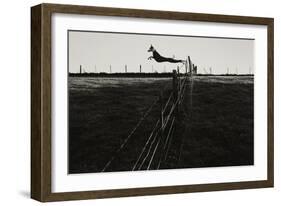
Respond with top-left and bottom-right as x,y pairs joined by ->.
191,64 -> 194,76
177,66 -> 181,93
188,56 -> 192,75
173,70 -> 178,115
185,60 -> 188,75
194,65 -> 197,74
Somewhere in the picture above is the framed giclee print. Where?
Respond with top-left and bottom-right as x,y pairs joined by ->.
31,3 -> 274,202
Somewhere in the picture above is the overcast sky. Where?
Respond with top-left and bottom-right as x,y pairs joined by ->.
68,30 -> 254,74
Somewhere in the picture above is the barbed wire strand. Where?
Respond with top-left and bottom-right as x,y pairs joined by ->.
101,97 -> 159,172
132,120 -> 160,170
157,117 -> 175,169
137,129 -> 160,170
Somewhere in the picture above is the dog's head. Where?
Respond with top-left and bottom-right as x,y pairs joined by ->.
148,45 -> 155,52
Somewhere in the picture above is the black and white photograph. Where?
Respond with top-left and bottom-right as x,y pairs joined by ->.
68,30 -> 254,174
29,2 -> 274,202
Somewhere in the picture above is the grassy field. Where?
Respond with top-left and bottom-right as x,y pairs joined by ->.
175,76 -> 254,169
68,76 -> 254,174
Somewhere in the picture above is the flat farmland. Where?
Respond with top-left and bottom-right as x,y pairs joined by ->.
68,76 -> 254,174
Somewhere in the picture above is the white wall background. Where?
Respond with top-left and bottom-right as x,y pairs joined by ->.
0,0 -> 279,205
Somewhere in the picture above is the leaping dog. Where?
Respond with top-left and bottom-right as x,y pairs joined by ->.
147,45 -> 185,64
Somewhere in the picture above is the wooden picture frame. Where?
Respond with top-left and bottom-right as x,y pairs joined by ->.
31,3 -> 274,202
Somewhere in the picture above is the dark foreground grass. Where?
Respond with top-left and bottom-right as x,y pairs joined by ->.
68,78 -> 171,173
175,77 -> 254,169
68,76 -> 253,173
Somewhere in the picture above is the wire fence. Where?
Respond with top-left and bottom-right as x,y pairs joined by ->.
132,69 -> 190,171
102,56 -> 197,172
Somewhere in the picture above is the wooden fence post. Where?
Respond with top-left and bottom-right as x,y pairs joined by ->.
177,66 -> 181,92
173,70 -> 178,115
194,65 -> 197,74
192,64 -> 195,76
185,60 -> 188,75
188,56 -> 192,75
